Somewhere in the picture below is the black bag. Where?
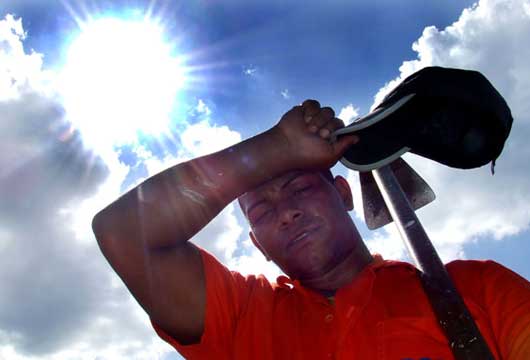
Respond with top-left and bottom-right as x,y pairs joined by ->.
334,66 -> 513,172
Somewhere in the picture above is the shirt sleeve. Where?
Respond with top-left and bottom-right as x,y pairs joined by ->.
151,247 -> 254,359
482,261 -> 530,360
450,260 -> 530,360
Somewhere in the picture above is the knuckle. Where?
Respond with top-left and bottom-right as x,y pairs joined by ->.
321,107 -> 335,118
332,117 -> 345,127
301,99 -> 321,110
312,114 -> 328,126
319,128 -> 331,138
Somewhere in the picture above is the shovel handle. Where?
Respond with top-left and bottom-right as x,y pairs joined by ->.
372,164 -> 495,360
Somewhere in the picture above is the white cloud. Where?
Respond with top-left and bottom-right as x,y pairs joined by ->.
179,118 -> 242,158
281,88 -> 291,99
338,104 -> 360,125
0,14 -> 54,101
0,14 -> 178,360
345,170 -> 408,261
192,202 -> 243,263
345,170 -> 365,222
196,98 -> 211,116
243,66 -> 257,76
368,0 -> 530,262
228,246 -> 283,280
0,227 -> 11,252
364,227 -> 407,261
67,156 -> 129,245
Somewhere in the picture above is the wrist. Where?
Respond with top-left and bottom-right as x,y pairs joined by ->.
259,126 -> 295,173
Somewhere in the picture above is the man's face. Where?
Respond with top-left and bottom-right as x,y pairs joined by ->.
239,170 -> 360,281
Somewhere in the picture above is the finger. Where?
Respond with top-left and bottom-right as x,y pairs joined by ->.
318,128 -> 331,139
301,99 -> 321,122
326,117 -> 345,132
301,99 -> 320,109
307,107 -> 335,133
331,134 -> 360,157
318,118 -> 344,139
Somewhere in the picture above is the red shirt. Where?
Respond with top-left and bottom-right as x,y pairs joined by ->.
153,248 -> 530,359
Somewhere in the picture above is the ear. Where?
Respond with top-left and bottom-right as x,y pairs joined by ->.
249,231 -> 271,261
333,175 -> 354,211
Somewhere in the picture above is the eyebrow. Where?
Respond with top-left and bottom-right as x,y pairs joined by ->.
245,172 -> 307,216
280,171 -> 306,190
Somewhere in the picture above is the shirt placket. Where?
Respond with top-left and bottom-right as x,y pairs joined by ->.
322,302 -> 337,359
294,282 -> 338,360
334,270 -> 376,359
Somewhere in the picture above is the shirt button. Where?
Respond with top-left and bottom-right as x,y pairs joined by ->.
324,313 -> 334,323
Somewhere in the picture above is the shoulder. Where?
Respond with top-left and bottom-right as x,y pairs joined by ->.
445,258 -> 522,286
370,259 -> 423,296
371,257 -> 520,283
446,258 -> 494,272
447,259 -> 530,308
198,247 -> 294,308
371,258 -> 521,298
371,258 -> 511,282
367,259 -> 422,289
372,258 -> 419,278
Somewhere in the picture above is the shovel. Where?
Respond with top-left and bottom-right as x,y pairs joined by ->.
332,66 -> 513,360
370,162 -> 494,360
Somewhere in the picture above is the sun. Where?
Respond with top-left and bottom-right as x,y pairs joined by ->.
60,17 -> 185,149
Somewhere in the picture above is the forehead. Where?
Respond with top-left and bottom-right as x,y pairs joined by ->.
238,170 -> 322,212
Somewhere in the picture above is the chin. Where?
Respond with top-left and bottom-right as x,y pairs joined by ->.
285,256 -> 335,281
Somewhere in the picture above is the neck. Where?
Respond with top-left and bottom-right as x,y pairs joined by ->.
300,241 -> 373,296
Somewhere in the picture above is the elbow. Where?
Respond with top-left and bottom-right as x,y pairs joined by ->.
91,210 -> 107,244
91,210 -> 115,258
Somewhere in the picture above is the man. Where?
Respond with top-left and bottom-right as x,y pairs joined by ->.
92,100 -> 530,359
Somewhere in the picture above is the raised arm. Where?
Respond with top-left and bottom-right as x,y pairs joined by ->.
92,100 -> 357,344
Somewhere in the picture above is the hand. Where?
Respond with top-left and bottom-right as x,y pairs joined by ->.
271,99 -> 359,171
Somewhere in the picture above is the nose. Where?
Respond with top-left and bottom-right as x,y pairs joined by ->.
278,202 -> 303,228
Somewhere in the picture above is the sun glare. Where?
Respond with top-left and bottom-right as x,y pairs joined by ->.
60,17 -> 185,149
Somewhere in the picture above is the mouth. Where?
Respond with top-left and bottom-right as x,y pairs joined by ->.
286,226 -> 321,252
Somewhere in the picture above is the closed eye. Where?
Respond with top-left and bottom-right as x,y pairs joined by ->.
249,207 -> 274,224
293,186 -> 312,196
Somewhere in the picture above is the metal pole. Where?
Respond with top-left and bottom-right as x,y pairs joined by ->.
372,164 -> 495,360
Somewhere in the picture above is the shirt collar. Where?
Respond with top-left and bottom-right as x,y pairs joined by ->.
276,254 -> 387,307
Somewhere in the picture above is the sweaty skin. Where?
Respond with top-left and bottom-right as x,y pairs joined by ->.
92,100 -> 359,344
239,170 -> 372,294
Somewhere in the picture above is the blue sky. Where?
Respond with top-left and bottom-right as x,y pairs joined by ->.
1,0 -> 529,359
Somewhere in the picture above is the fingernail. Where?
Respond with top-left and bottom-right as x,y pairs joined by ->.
319,129 -> 330,138
309,125 -> 318,133
305,115 -> 312,123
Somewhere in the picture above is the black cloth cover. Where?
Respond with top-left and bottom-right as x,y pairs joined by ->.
339,66 -> 513,171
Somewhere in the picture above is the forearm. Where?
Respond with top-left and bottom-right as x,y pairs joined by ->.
92,127 -> 290,250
